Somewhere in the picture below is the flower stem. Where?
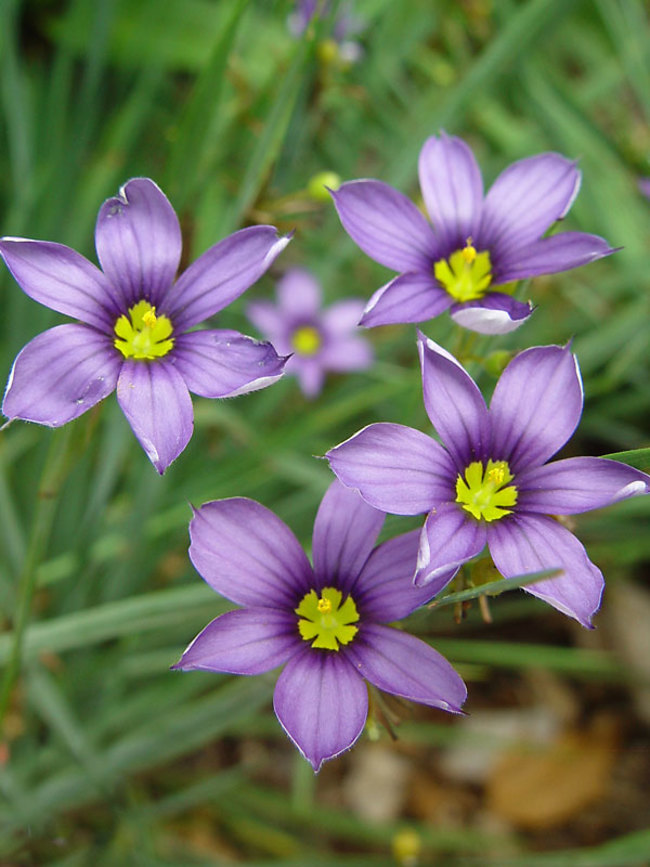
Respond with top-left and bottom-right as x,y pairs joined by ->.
0,425 -> 77,736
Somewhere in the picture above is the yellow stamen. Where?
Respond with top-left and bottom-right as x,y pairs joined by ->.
434,245 -> 492,303
142,308 -> 158,328
461,238 -> 477,264
456,459 -> 518,522
295,587 -> 359,651
317,597 -> 332,614
114,300 -> 174,361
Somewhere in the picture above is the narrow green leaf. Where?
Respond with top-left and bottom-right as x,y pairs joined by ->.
429,569 -> 560,609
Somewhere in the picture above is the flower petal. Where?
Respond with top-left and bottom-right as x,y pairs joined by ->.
95,178 -> 182,309
116,359 -> 193,473
322,299 -> 365,334
354,529 -> 443,621
415,502 -> 486,589
246,300 -> 287,346
488,513 -> 604,627
172,608 -> 299,675
345,623 -> 466,712
276,267 -> 321,315
172,329 -> 287,398
327,422 -> 455,516
517,456 -> 650,514
318,336 -> 373,372
418,334 -> 490,469
450,293 -> 533,335
496,232 -> 616,283
330,180 -> 439,273
273,646 -> 368,771
418,132 -> 483,250
188,498 -> 313,608
293,358 -> 325,398
0,238 -> 118,331
489,344 -> 583,472
360,273 -> 452,328
2,324 -> 120,426
164,226 -> 291,331
312,479 -> 385,595
480,153 -> 581,257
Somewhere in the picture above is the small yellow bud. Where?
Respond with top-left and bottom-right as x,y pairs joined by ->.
317,38 -> 339,66
307,170 -> 342,202
317,597 -> 332,614
392,827 -> 422,867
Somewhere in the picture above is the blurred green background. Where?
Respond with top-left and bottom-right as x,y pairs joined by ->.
0,0 -> 649,864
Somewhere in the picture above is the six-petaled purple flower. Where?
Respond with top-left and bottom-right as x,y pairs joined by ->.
0,178 -> 291,473
247,267 -> 373,398
331,132 -> 615,334
173,480 -> 467,771
327,334 -> 650,627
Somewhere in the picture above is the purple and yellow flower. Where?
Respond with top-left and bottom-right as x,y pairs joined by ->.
173,480 -> 466,771
289,0 -> 365,63
1,178 -> 291,472
247,267 -> 373,398
331,132 -> 615,334
327,335 -> 650,627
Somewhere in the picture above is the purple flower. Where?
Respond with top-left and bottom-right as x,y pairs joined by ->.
289,0 -> 365,64
247,267 -> 373,398
327,335 -> 650,627
638,177 -> 650,199
173,480 -> 466,771
1,178 -> 291,473
331,132 -> 615,334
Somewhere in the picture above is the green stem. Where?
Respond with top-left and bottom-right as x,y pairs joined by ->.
0,425 -> 77,735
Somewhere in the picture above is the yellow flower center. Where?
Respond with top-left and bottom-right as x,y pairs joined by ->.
434,238 -> 493,302
114,300 -> 175,360
295,587 -> 359,651
456,459 -> 518,522
291,325 -> 322,356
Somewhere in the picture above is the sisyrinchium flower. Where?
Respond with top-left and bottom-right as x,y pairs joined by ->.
638,177 -> 650,199
247,267 -> 373,398
173,480 -> 466,771
0,178 -> 291,473
327,334 -> 650,627
289,0 -> 365,65
331,132 -> 615,335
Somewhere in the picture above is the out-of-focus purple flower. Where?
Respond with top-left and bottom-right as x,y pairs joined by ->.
247,268 -> 373,398
173,480 -> 466,771
638,177 -> 650,199
289,0 -> 365,64
1,179 -> 291,473
331,132 -> 615,335
327,335 -> 650,627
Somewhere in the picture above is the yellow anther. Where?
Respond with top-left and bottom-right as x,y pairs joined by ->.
487,466 -> 505,485
113,300 -> 174,361
295,587 -> 360,651
456,459 -> 518,523
462,238 -> 477,264
434,246 -> 492,303
142,308 -> 157,328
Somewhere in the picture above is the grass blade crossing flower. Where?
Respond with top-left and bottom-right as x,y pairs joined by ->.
327,335 -> 650,626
